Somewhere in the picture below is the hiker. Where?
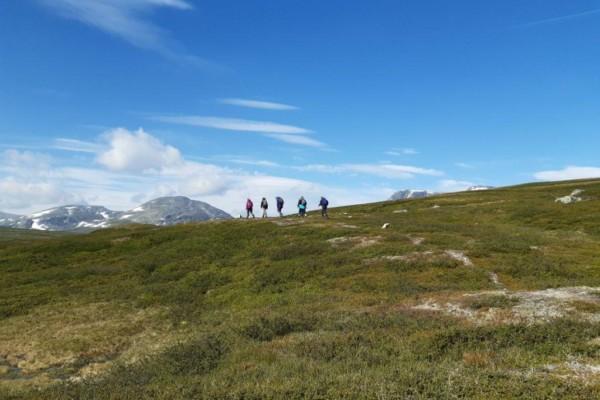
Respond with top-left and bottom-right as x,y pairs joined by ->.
319,196 -> 329,218
245,198 -> 255,219
297,196 -> 307,217
260,197 -> 269,218
276,196 -> 285,217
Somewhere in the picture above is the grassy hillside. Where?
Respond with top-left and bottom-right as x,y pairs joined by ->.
0,228 -> 69,241
2,179 -> 600,399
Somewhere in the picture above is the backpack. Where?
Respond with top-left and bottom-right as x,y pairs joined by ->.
321,198 -> 329,207
246,200 -> 253,209
276,196 -> 284,206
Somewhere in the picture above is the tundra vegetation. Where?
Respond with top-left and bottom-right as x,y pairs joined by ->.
2,179 -> 600,399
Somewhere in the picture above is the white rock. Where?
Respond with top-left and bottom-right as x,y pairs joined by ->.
445,250 -> 474,266
555,189 -> 584,204
382,223 -> 391,229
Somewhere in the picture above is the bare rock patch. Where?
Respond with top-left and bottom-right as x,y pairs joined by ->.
413,286 -> 600,326
444,250 -> 473,266
555,189 -> 584,204
367,250 -> 473,266
327,236 -> 382,249
408,236 -> 425,246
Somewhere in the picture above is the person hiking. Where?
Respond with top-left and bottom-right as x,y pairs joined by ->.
260,197 -> 269,218
276,196 -> 285,217
245,198 -> 255,219
319,196 -> 329,218
297,196 -> 307,217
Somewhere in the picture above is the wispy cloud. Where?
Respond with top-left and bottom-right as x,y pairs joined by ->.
298,163 -> 443,179
264,134 -> 326,148
226,158 -> 280,168
534,166 -> 600,181
455,162 -> 475,169
517,8 -> 600,28
219,98 -> 299,111
53,138 -> 103,153
385,148 -> 419,156
40,0 -> 206,65
152,115 -> 325,147
153,116 -> 312,134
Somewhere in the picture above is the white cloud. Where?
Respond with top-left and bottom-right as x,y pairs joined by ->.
40,0 -> 201,63
437,179 -> 476,193
0,177 -> 84,211
153,115 -> 312,134
386,148 -> 419,156
0,151 -> 85,212
298,163 -> 443,179
0,129 -> 383,215
1,149 -> 52,170
219,98 -> 298,111
534,166 -> 600,181
97,127 -> 183,172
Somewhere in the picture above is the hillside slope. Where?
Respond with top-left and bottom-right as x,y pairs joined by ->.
2,179 -> 600,399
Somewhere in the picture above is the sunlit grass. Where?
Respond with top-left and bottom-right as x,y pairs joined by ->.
2,179 -> 600,398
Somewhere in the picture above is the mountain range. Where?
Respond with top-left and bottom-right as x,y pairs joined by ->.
0,196 -> 232,232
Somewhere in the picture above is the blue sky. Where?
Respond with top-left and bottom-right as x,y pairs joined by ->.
1,0 -> 600,215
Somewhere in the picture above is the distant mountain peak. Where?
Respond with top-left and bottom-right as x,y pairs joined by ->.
122,196 -> 231,226
467,185 -> 494,191
390,189 -> 435,201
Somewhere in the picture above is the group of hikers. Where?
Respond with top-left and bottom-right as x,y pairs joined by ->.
245,196 -> 329,219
